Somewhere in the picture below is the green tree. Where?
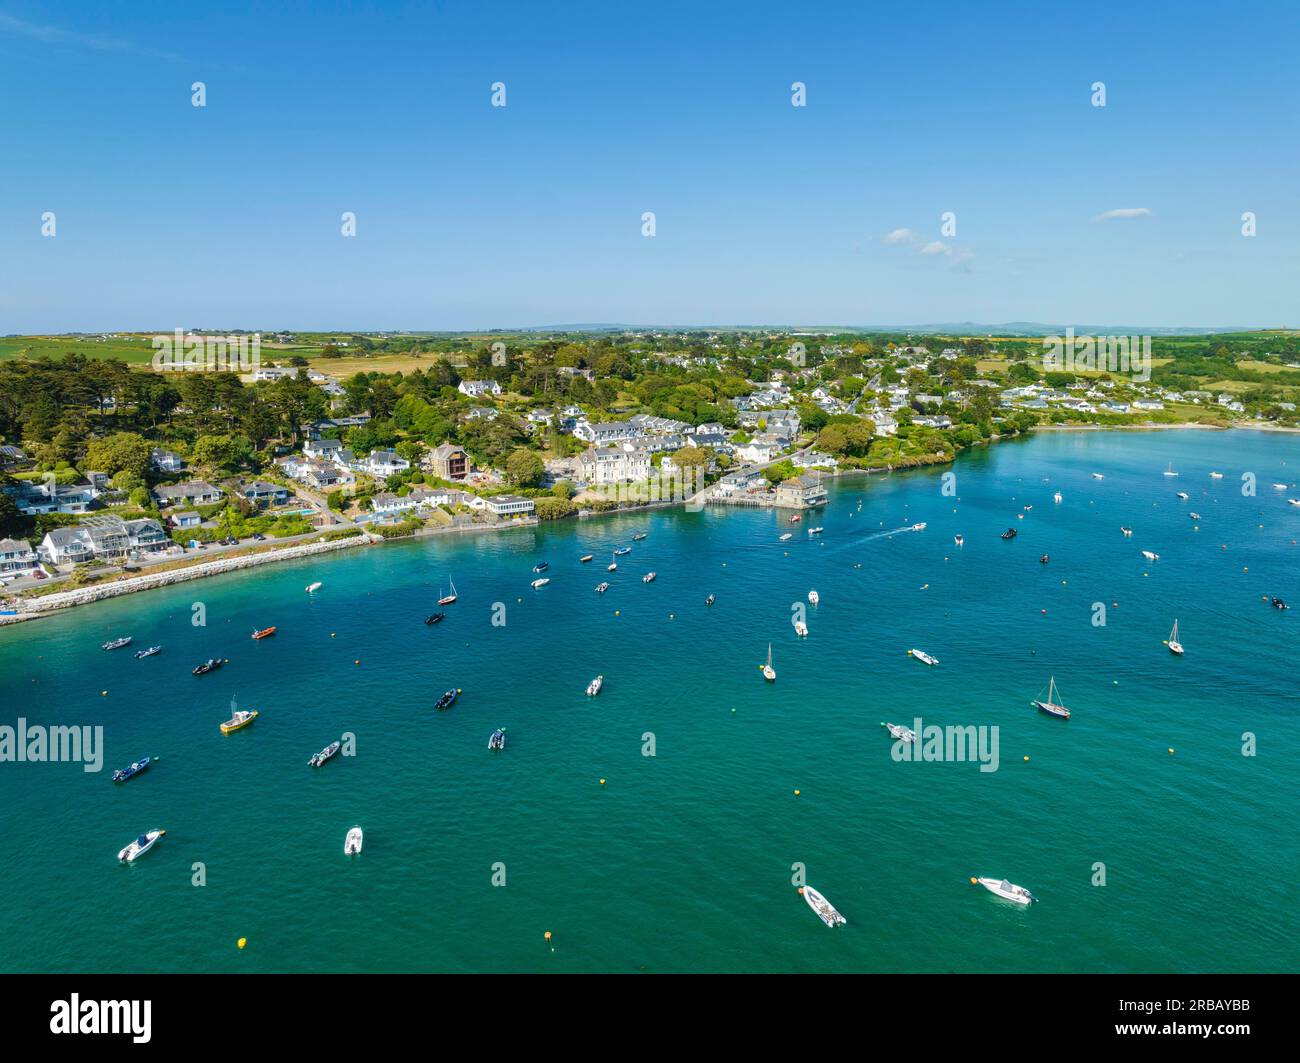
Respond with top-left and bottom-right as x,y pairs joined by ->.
84,432 -> 151,477
505,447 -> 545,487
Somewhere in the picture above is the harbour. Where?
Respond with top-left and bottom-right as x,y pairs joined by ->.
2,428 -> 1298,973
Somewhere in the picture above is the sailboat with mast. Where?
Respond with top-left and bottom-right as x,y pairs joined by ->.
1166,619 -> 1184,656
438,578 -> 458,606
1031,675 -> 1070,719
761,643 -> 776,682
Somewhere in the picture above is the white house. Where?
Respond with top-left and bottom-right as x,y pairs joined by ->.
150,448 -> 185,473
360,450 -> 411,477
458,380 -> 502,398
484,495 -> 535,518
579,447 -> 652,484
0,538 -> 40,576
573,420 -> 639,445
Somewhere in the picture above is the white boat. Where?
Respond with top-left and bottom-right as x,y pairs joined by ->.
118,829 -> 165,863
1289,499 -> 1300,507
779,532 -> 793,542
1167,619 -> 1184,656
1120,526 -> 1133,536
1032,675 -> 1070,719
801,885 -> 847,927
882,721 -> 916,743
1189,512 -> 1201,520
974,877 -> 1036,905
1210,472 -> 1223,479
344,826 -> 363,856
1141,550 -> 1159,561
586,675 -> 603,696
910,522 -> 927,531
437,578 -> 458,606
1273,483 -> 1289,490
642,571 -> 656,583
1163,463 -> 1179,477
793,620 -> 808,637
761,643 -> 776,682
1053,491 -> 1062,503
1176,492 -> 1189,500
595,581 -> 610,593
908,648 -> 938,666
305,581 -> 322,593
1091,473 -> 1104,480
531,577 -> 550,589
607,560 -> 618,572
954,534 -> 964,546
807,526 -> 824,536
807,590 -> 819,606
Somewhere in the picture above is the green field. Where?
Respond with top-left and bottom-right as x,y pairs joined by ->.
0,335 -> 158,364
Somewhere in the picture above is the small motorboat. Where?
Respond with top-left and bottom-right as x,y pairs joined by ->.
974,877 -> 1036,905
102,636 -> 133,651
789,514 -> 801,523
425,612 -> 445,625
1022,505 -> 1032,512
1120,526 -> 1133,536
954,534 -> 964,546
586,675 -> 603,696
306,581 -> 322,593
613,546 -> 632,556
1053,491 -> 1063,503
911,522 -> 927,531
779,532 -> 793,541
192,658 -> 227,676
642,571 -> 656,583
1091,473 -> 1104,479
1272,597 -> 1288,610
1032,675 -> 1070,719
435,688 -> 461,711
309,741 -> 341,767
220,709 -> 259,734
112,756 -> 156,783
1273,482 -> 1290,490
579,554 -> 593,563
807,526 -> 824,536
1166,619 -> 1184,656
1176,491 -> 1189,500
595,582 -> 610,593
632,532 -> 647,541
1001,528 -> 1017,540
793,620 -> 808,637
1038,554 -> 1049,564
882,722 -> 916,743
118,829 -> 165,864
705,594 -> 716,605
761,643 -> 775,681
1210,471 -> 1223,479
488,728 -> 507,750
801,885 -> 847,927
134,645 -> 161,659
531,577 -> 551,589
1289,499 -> 1300,507
909,648 -> 939,666
607,561 -> 617,572
344,826 -> 363,856
532,561 -> 550,573
438,578 -> 458,606
251,626 -> 277,640
808,590 -> 819,606
1189,512 -> 1201,521
1141,550 -> 1159,561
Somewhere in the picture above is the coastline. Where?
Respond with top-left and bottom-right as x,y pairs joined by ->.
0,421 -> 1279,628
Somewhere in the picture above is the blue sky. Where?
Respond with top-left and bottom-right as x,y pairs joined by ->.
0,0 -> 1296,331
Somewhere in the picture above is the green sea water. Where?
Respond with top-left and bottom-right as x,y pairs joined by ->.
2,429 -> 1298,973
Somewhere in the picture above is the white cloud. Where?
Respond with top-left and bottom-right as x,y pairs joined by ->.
0,13 -> 182,61
882,228 -> 918,245
919,241 -> 949,256
1092,207 -> 1152,223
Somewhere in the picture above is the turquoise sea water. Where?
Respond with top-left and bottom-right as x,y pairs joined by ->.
2,428 -> 1298,973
